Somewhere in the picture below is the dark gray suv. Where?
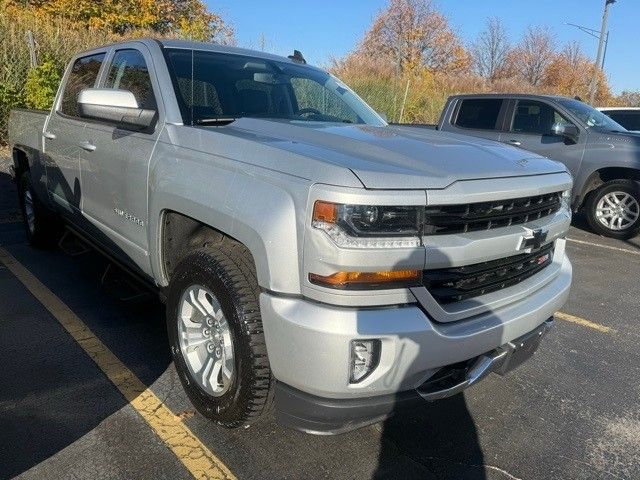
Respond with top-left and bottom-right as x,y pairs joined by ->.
436,94 -> 640,239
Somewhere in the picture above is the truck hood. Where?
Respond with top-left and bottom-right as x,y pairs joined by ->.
224,118 -> 567,189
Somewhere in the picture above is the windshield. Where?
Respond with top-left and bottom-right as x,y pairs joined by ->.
164,48 -> 385,126
556,98 -> 627,132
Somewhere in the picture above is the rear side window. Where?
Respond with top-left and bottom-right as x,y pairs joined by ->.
454,99 -> 503,130
607,111 -> 640,131
59,53 -> 106,117
104,49 -> 156,110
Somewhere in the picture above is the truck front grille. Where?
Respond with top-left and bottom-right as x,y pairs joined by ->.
422,244 -> 554,304
424,192 -> 562,235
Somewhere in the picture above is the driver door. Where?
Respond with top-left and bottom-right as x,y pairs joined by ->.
79,44 -> 162,273
502,99 -> 586,178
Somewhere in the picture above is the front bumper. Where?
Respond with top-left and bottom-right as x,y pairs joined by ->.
261,254 -> 570,400
274,318 -> 553,435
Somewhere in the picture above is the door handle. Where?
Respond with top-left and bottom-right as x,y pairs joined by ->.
79,141 -> 96,152
507,139 -> 522,146
43,131 -> 56,140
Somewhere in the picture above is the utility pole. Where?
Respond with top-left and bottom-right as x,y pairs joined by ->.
588,0 -> 616,105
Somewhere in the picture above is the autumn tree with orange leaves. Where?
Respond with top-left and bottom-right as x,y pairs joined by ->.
6,0 -> 233,42
332,0 -> 619,124
357,0 -> 470,75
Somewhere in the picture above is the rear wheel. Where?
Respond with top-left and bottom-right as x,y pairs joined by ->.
166,243 -> 274,428
18,172 -> 60,248
585,180 -> 640,239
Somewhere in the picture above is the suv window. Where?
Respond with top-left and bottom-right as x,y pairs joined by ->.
454,99 -> 503,130
60,53 -> 106,117
104,49 -> 156,110
510,100 -> 572,135
606,111 -> 640,131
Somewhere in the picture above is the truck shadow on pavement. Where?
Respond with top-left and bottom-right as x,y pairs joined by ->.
374,394 -> 486,479
0,172 -> 173,478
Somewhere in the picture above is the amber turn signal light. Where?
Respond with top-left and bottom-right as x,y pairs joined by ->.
312,201 -> 338,223
309,270 -> 421,290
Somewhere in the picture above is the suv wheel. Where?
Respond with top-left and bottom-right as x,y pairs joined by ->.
18,172 -> 60,248
585,180 -> 640,239
166,245 -> 274,428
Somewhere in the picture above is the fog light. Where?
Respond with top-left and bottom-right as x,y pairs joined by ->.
350,339 -> 381,383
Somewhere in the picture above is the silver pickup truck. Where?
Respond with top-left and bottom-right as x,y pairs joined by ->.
9,39 -> 572,435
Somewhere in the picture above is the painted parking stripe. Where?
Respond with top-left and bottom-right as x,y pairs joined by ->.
555,311 -> 613,333
567,237 -> 640,256
0,247 -> 236,480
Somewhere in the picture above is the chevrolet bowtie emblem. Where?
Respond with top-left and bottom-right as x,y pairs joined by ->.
519,228 -> 548,251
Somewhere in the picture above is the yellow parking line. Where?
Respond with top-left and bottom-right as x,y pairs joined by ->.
556,311 -> 613,333
0,247 -> 236,480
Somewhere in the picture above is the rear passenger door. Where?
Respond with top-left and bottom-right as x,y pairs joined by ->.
43,52 -> 106,215
79,44 -> 162,273
503,99 -> 585,177
445,98 -> 507,142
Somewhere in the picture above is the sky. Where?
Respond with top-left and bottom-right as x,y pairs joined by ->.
208,0 -> 637,94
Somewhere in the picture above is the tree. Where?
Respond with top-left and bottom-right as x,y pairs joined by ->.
616,91 -> 640,107
543,42 -> 611,103
7,0 -> 233,42
514,26 -> 555,86
358,0 -> 470,74
471,17 -> 511,81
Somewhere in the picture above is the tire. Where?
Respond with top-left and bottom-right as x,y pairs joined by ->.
166,242 -> 274,428
17,172 -> 60,248
585,179 -> 640,239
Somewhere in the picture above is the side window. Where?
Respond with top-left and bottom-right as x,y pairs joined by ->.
454,99 -> 503,130
609,112 -> 640,131
510,100 -> 572,135
104,49 -> 156,110
60,53 -> 106,117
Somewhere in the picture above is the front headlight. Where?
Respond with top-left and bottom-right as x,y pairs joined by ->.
312,201 -> 422,248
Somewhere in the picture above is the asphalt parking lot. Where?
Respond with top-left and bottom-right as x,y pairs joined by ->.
0,160 -> 639,480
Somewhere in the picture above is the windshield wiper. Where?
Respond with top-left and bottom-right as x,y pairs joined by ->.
195,117 -> 239,126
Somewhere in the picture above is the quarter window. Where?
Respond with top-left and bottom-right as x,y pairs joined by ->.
104,49 -> 156,109
454,99 -> 503,130
60,53 -> 106,117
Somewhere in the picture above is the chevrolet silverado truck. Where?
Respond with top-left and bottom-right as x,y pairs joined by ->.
418,94 -> 640,239
8,40 -> 573,435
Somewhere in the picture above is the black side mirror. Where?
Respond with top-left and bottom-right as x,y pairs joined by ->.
552,123 -> 579,141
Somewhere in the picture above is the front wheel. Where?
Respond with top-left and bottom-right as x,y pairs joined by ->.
166,244 -> 274,428
585,180 -> 640,239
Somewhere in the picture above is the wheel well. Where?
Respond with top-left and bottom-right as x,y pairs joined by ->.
161,211 -> 252,282
12,148 -> 29,179
579,167 -> 640,206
